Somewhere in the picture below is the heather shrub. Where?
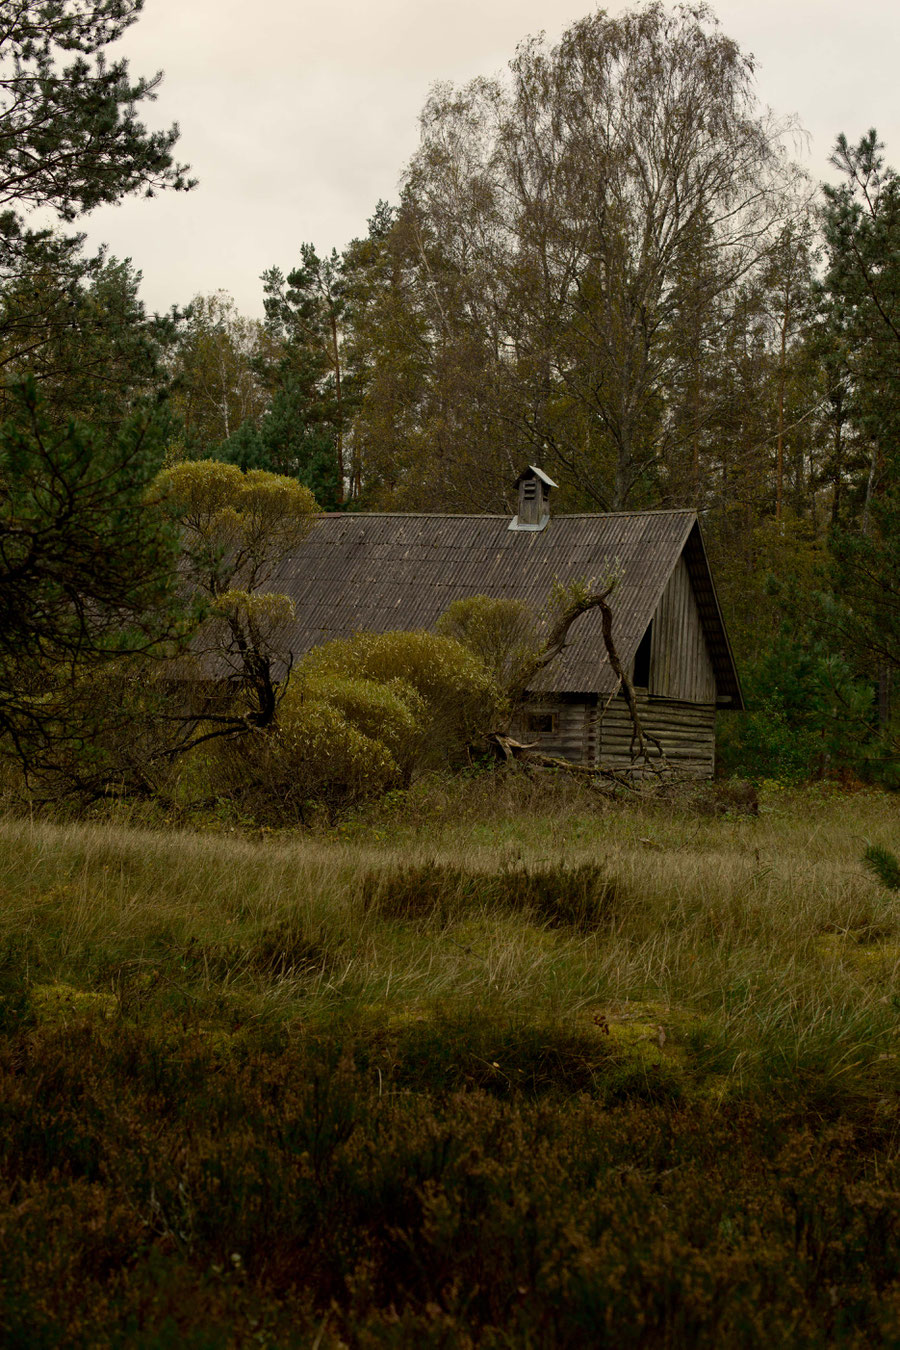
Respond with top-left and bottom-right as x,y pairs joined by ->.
361,860 -> 478,926
4,1018 -> 900,1347
0,939 -> 32,1034
3,798 -> 900,1342
171,922 -> 331,982
361,859 -> 624,933
499,860 -> 624,932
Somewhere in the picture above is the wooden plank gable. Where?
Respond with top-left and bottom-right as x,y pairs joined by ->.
649,556 -> 717,704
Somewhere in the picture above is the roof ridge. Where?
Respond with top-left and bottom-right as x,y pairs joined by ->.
316,508 -> 697,520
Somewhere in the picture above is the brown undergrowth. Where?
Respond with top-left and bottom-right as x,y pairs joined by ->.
3,1013 -> 900,1347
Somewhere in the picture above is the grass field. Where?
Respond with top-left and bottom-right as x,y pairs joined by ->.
2,775 -> 900,1345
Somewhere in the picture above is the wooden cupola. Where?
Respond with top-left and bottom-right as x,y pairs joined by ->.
510,465 -> 558,531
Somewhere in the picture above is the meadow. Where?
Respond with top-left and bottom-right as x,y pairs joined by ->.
2,772 -> 900,1346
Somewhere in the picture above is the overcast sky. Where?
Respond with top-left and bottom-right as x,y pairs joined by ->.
73,0 -> 900,319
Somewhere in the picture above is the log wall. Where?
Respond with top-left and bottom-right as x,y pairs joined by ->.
597,693 -> 716,776
514,693 -> 715,776
514,696 -> 597,764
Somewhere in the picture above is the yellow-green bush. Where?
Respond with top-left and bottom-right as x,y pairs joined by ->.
209,631 -> 499,820
298,630 -> 500,767
436,593 -> 541,695
215,700 -> 399,821
283,672 -> 425,781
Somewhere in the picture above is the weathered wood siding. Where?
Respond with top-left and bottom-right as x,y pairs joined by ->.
597,693 -> 716,776
646,557 -> 717,704
513,692 -> 714,775
512,697 -> 596,764
513,554 -> 720,774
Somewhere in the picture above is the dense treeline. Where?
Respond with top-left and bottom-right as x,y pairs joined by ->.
164,7 -> 900,785
1,0 -> 898,799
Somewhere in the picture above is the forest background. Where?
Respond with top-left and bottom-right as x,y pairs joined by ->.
1,0 -> 899,803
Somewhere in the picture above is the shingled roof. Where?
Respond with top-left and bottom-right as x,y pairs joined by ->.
269,510 -> 743,706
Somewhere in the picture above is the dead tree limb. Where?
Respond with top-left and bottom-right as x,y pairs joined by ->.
511,578 -> 668,773
526,752 -> 648,793
593,593 -> 667,771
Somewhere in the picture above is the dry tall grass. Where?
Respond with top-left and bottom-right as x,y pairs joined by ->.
1,782 -> 898,1101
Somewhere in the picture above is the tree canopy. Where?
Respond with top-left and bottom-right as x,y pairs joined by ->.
388,1 -> 798,511
0,0 -> 194,788
0,0 -> 193,254
819,132 -> 900,687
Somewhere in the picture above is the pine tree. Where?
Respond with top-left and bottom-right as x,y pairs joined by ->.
819,132 -> 900,698
0,0 -> 193,259
260,246 -> 349,505
0,0 -> 194,785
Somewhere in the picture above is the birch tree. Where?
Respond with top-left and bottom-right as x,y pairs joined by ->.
402,2 -> 800,509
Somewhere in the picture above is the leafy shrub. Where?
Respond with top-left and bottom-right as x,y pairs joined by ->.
214,701 -> 399,822
282,672 -> 425,781
298,630 -> 500,768
435,594 -> 541,695
152,460 -> 317,582
208,631 -> 500,822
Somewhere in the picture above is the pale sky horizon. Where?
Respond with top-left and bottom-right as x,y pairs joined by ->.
65,0 -> 900,319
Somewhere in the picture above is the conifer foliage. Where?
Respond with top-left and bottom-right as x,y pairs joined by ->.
0,381 -> 184,784
0,0 -> 193,786
0,0 -> 193,257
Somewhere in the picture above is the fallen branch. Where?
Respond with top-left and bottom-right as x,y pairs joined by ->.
593,594 -> 667,771
525,753 -> 653,794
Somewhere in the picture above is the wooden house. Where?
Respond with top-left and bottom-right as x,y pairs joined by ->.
270,468 -> 743,776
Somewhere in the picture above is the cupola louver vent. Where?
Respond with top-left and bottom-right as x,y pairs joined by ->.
510,465 -> 558,532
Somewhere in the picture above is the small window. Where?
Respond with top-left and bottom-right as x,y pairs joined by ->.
633,622 -> 652,687
527,710 -> 558,735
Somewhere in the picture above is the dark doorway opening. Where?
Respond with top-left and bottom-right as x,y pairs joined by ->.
633,622 -> 652,688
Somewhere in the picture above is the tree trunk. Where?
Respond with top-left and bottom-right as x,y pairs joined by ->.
330,311 -> 344,505
775,304 -> 788,521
